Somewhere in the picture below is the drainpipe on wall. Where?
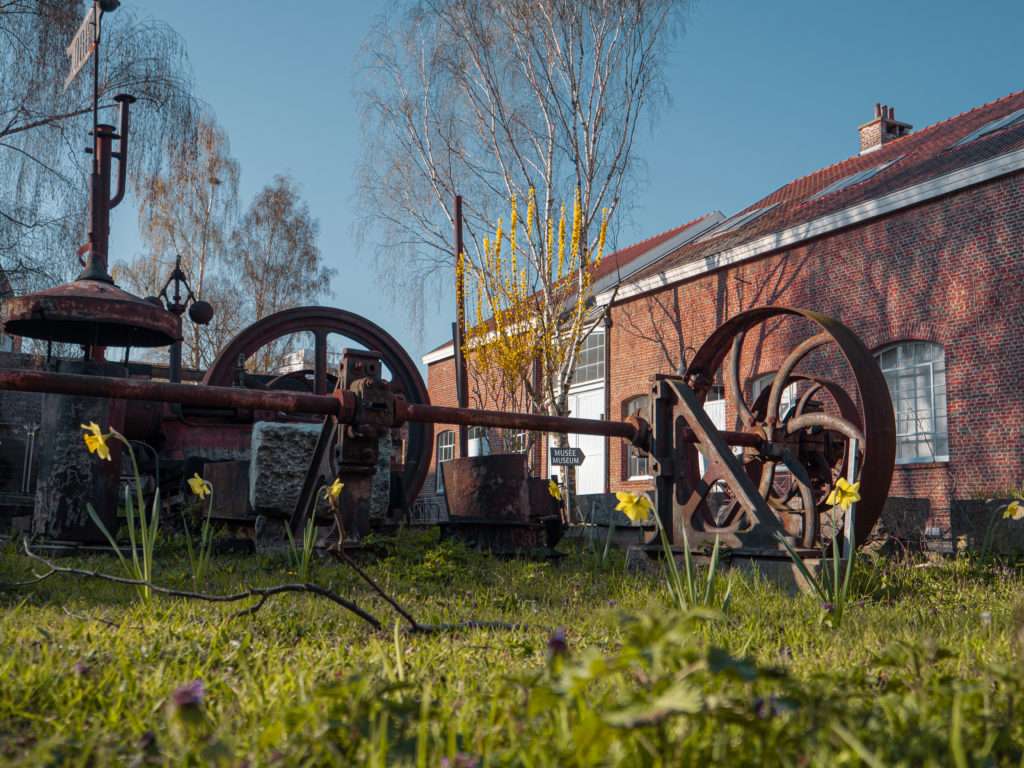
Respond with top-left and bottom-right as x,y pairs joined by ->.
603,310 -> 613,493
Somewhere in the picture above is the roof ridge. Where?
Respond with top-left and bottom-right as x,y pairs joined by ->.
604,213 -> 713,258
752,89 -> 1024,206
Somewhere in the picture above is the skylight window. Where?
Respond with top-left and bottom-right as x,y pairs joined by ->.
952,108 -> 1024,147
694,202 -> 781,242
806,155 -> 905,202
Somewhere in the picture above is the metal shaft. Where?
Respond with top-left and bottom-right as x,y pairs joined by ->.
0,370 -> 351,419
396,400 -> 639,442
0,368 -> 764,449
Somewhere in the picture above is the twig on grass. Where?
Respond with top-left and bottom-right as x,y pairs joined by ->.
19,538 -> 383,629
62,605 -> 122,628
14,538 -> 540,635
339,550 -> 420,629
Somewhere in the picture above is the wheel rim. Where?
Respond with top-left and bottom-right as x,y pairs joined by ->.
684,306 -> 895,548
203,306 -> 431,502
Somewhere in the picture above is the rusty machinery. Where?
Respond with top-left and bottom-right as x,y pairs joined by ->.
0,67 -> 893,553
0,303 -> 896,556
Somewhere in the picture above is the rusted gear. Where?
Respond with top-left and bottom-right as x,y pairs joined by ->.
683,306 -> 895,549
203,306 -> 431,503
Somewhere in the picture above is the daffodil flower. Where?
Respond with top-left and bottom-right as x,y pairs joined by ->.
548,479 -> 561,501
1004,500 -> 1021,520
187,473 -> 212,499
615,491 -> 653,522
323,478 -> 344,500
825,477 -> 861,512
81,421 -> 111,461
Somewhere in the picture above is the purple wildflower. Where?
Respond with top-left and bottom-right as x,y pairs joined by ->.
172,679 -> 205,709
548,628 -> 568,658
752,694 -> 785,719
441,753 -> 479,768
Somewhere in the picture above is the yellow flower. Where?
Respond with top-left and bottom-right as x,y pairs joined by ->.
1004,500 -> 1021,520
188,473 -> 212,499
615,491 -> 653,522
825,478 -> 861,512
548,479 -> 561,501
323,478 -> 344,500
81,422 -> 111,461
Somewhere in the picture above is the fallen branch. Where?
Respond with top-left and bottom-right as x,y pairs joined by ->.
62,605 -> 122,628
340,550 -> 420,629
11,538 -> 541,635
18,539 -> 383,629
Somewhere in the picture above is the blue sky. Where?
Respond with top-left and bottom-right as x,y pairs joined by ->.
110,0 -> 1023,369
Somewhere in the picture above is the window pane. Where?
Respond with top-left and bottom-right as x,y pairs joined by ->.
572,332 -> 605,384
875,342 -> 948,463
437,430 -> 455,491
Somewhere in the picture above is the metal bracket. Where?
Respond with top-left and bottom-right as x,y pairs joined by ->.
650,374 -> 783,551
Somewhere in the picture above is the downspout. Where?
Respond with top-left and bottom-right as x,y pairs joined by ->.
603,310 -> 612,493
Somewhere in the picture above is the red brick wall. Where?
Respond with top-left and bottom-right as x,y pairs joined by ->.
424,353 -> 549,502
426,171 -> 1024,533
606,172 -> 1024,531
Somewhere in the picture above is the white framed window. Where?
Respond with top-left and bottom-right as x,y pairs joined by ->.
436,430 -> 455,491
625,395 -> 649,478
505,429 -> 528,454
572,331 -> 605,385
468,426 -> 490,457
874,342 -> 948,463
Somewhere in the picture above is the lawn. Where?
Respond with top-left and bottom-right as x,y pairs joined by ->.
1,530 -> 1022,766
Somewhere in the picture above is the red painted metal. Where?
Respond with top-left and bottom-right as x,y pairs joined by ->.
3,96 -> 180,349
201,306 -> 431,501
0,368 -> 768,450
0,369 -> 355,420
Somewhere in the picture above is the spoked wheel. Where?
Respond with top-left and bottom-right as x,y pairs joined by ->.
202,306 -> 431,502
683,306 -> 895,550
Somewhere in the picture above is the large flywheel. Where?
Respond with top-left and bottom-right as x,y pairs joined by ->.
203,306 -> 431,502
675,306 -> 895,550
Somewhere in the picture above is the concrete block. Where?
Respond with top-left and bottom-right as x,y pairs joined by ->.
950,499 -> 1024,555
576,492 -> 654,527
249,421 -> 392,521
250,422 -> 323,518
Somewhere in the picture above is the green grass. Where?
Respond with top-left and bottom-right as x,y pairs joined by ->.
1,531 -> 1023,766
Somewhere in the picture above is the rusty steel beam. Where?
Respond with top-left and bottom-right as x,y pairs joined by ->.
0,368 -> 766,450
393,400 -> 764,449
0,369 -> 355,420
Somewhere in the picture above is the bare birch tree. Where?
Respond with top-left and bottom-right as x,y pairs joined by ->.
0,1 -> 199,293
115,117 -> 241,370
226,174 -> 335,374
355,0 -> 686,344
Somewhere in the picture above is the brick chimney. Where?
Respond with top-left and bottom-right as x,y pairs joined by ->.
858,103 -> 912,154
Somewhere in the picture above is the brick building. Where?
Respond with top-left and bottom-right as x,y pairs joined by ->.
422,91 -> 1024,536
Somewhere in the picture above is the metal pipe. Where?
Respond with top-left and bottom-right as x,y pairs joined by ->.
453,195 -> 469,457
109,94 -> 134,208
0,368 -> 766,449
0,369 -> 352,419
397,400 -> 639,441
